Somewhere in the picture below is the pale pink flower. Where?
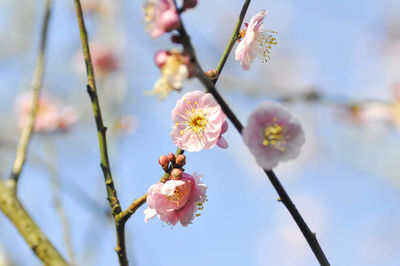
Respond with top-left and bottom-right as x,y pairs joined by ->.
147,50 -> 191,99
16,92 -> 78,132
142,0 -> 180,38
171,91 -> 228,152
144,172 -> 207,226
235,10 -> 277,70
242,101 -> 305,169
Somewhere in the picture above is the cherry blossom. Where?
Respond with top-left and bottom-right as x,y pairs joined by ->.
235,10 -> 277,70
144,172 -> 207,226
142,0 -> 180,38
16,92 -> 78,132
147,50 -> 191,99
242,101 -> 305,169
171,91 -> 228,152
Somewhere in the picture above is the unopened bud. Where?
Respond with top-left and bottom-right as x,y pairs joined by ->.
205,69 -> 219,81
170,168 -> 183,180
167,152 -> 175,162
160,9 -> 181,33
175,154 -> 186,166
158,155 -> 169,169
154,50 -> 168,68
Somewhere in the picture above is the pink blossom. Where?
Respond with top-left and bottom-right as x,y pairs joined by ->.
16,92 -> 78,132
144,172 -> 207,226
242,101 -> 305,169
235,10 -> 277,70
147,50 -> 191,99
142,0 -> 180,38
170,91 -> 228,152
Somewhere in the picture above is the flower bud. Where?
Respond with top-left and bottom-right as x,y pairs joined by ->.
205,69 -> 219,80
170,168 -> 183,180
167,152 -> 175,162
160,9 -> 181,33
154,50 -> 168,68
158,155 -> 169,169
175,154 -> 186,167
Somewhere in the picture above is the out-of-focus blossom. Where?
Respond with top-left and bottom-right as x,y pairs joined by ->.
170,91 -> 228,152
16,92 -> 78,132
242,101 -> 305,169
147,50 -> 191,99
74,43 -> 118,77
144,172 -> 207,226
235,10 -> 277,71
80,0 -> 114,15
113,114 -> 137,134
142,0 -> 180,38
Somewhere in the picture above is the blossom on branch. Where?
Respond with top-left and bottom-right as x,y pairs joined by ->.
235,10 -> 277,70
144,172 -> 207,226
142,0 -> 180,38
242,101 -> 305,169
171,90 -> 228,152
147,50 -> 192,99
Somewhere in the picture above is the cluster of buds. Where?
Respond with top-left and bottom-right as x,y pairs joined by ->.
158,152 -> 186,180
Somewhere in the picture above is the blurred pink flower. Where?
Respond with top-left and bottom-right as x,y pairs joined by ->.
147,50 -> 191,99
74,43 -> 118,76
235,10 -> 277,70
16,92 -> 78,132
142,0 -> 180,38
171,91 -> 228,152
242,101 -> 305,169
144,172 -> 207,226
114,114 -> 137,134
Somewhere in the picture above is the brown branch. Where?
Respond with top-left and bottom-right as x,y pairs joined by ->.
0,179 -> 68,266
176,3 -> 330,266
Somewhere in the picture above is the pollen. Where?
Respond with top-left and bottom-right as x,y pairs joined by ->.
263,123 -> 287,150
256,30 -> 278,63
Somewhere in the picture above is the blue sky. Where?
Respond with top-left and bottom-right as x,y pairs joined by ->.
0,0 -> 400,265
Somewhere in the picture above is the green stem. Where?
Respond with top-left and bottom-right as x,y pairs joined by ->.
214,0 -> 251,81
73,1 -> 126,265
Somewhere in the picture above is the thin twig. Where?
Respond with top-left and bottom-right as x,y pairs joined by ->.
45,139 -> 77,265
73,0 -> 126,265
177,3 -> 330,266
8,0 -> 52,191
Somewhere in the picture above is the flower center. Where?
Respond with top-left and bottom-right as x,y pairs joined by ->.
187,110 -> 208,134
143,4 -> 155,23
263,123 -> 286,151
168,181 -> 192,208
238,28 -> 247,41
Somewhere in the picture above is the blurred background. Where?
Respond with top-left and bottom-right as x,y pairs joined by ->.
0,0 -> 400,265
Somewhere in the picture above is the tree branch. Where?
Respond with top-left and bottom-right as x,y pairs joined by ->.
0,179 -> 68,266
177,2 -> 330,265
73,0 -> 126,264
8,0 -> 52,191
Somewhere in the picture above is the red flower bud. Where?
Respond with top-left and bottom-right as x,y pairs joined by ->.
167,152 -> 175,162
175,154 -> 186,167
170,168 -> 183,180
158,155 -> 169,169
